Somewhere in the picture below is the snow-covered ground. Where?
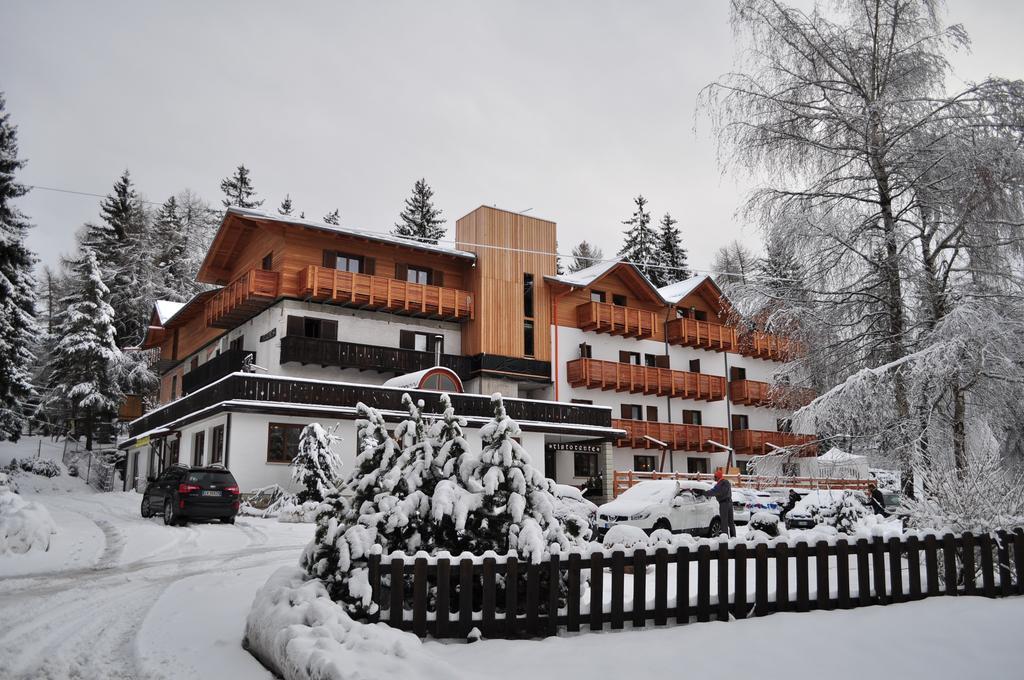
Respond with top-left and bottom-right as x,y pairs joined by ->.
2,436 -> 1023,679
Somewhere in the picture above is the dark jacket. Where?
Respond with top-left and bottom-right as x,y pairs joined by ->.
704,479 -> 732,504
868,488 -> 887,516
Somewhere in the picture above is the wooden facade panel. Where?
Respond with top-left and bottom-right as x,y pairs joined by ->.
552,271 -> 669,341
457,206 -> 556,361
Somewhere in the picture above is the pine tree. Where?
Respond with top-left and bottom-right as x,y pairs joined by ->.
0,93 -> 37,442
569,241 -> 604,272
393,178 -> 446,243
219,164 -> 263,209
291,423 -> 343,504
150,196 -> 191,302
654,212 -> 689,287
617,195 -> 659,283
278,194 -> 294,216
323,209 -> 340,225
46,250 -> 124,450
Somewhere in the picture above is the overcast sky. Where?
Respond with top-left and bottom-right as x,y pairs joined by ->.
2,0 -> 1022,274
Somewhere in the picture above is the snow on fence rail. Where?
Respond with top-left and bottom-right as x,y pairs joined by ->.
364,530 -> 1024,639
612,470 -> 873,497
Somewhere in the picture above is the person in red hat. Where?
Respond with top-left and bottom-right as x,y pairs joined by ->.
702,469 -> 735,537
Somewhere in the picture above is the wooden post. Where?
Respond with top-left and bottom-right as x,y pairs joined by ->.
547,554 -> 560,637
368,552 -> 382,624
734,543 -> 747,619
963,533 -> 977,596
795,542 -> 810,612
436,557 -> 451,638
816,541 -> 830,610
717,543 -> 729,622
567,553 -> 581,633
836,540 -> 851,609
997,531 -> 1012,598
654,548 -> 668,626
776,542 -> 790,612
887,537 -> 904,603
924,535 -> 940,597
506,557 -> 519,637
871,537 -> 888,605
482,557 -> 496,637
906,536 -> 922,601
696,545 -> 711,622
754,543 -> 769,616
675,546 -> 690,624
943,534 -> 959,596
632,549 -> 647,627
589,553 -> 604,631
459,559 -> 473,637
526,563 -> 540,635
610,550 -> 625,630
980,533 -> 996,598
856,538 -> 871,607
389,559 -> 404,628
413,557 -> 428,637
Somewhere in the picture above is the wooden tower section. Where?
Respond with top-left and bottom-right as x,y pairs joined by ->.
456,206 -> 557,363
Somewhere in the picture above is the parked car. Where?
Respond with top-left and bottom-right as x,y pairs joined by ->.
141,464 -> 241,526
735,489 -> 780,524
596,480 -> 720,538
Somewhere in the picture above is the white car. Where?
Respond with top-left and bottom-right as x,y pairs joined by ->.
596,480 -> 721,537
733,489 -> 780,524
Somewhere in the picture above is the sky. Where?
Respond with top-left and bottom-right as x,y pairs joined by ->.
2,0 -> 1022,275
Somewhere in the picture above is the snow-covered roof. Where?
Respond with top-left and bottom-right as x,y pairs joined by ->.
226,207 -> 476,261
818,447 -> 866,463
154,300 -> 186,325
381,366 -> 462,391
546,258 -> 622,287
657,275 -> 711,304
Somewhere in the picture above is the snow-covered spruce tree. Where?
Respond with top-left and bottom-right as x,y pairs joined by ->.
291,423 -> 343,504
278,194 -> 294,216
458,394 -> 575,563
0,93 -> 37,442
429,393 -> 476,551
834,491 -> 869,534
220,164 -> 263,209
617,195 -> 659,283
568,241 -> 603,273
322,209 -> 340,225
45,249 -> 124,450
393,178 -> 446,243
654,212 -> 688,286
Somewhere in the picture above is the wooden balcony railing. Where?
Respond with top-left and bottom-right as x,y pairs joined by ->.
205,269 -> 281,329
567,358 -> 725,401
612,418 -> 728,452
665,316 -> 737,352
280,335 -> 473,378
729,379 -> 773,406
576,301 -> 658,339
182,348 -> 255,395
298,266 -> 473,321
732,429 -> 815,455
737,330 -> 796,362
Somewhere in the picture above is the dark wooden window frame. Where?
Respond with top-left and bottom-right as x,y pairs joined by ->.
573,452 -> 599,477
211,424 -> 225,464
192,430 -> 205,467
267,422 -> 304,464
634,455 -> 657,472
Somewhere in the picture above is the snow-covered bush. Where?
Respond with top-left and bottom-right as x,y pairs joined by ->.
834,491 -> 870,534
244,566 -> 458,680
0,471 -> 17,494
0,488 -> 57,554
602,524 -> 649,549
238,484 -> 291,518
277,501 -> 322,524
17,458 -> 62,478
291,423 -> 342,505
749,511 -> 780,537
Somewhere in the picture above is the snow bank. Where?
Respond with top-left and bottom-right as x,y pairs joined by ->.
0,489 -> 57,554
244,566 -> 463,680
277,500 -> 323,524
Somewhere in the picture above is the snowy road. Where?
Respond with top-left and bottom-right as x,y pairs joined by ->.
0,481 -> 313,680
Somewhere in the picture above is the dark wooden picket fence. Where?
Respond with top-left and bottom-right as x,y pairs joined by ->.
365,530 -> 1024,639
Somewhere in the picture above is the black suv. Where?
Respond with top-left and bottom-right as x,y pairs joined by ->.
141,465 -> 241,525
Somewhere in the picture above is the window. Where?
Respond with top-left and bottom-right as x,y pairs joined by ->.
694,309 -> 708,321
571,398 -> 593,405
777,418 -> 793,433
267,423 -> 303,463
676,308 -> 690,319
303,317 -> 322,339
523,320 -> 535,357
590,290 -> 606,303
579,343 -> 592,359
261,252 -> 273,271
730,366 -> 747,381
407,266 -> 430,284
687,457 -> 709,474
574,452 -> 599,477
620,351 -> 641,365
644,353 -> 658,367
336,253 -> 363,273
646,405 -> 659,422
166,438 -> 180,467
401,330 -> 443,354
523,273 -> 534,319
170,375 -> 177,400
211,425 -> 225,464
621,404 -> 643,420
682,409 -> 702,425
192,431 -> 205,467
612,293 -> 627,307
422,373 -> 459,392
230,336 -> 244,352
689,359 -> 701,373
736,460 -> 750,475
732,414 -> 749,431
634,455 -> 657,472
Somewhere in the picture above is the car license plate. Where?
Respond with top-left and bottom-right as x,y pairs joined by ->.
602,522 -> 611,529
202,490 -> 221,497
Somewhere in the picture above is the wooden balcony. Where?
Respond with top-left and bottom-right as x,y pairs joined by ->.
567,358 -> 725,401
612,418 -> 728,452
576,301 -> 658,339
205,269 -> 281,329
280,335 -> 473,378
737,330 -> 796,362
182,348 -> 255,395
665,317 -> 737,352
298,266 -> 473,322
729,379 -> 773,406
732,429 -> 815,455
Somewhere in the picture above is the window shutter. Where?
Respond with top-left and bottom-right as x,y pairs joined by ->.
321,319 -> 338,341
646,405 -> 659,422
620,404 -> 632,420
399,330 -> 415,350
618,350 -> 630,364
579,343 -> 591,359
432,270 -> 444,287
426,334 -> 444,354
322,250 -> 337,268
395,263 -> 408,282
286,315 -> 304,337
363,257 -> 376,276
655,354 -> 670,368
